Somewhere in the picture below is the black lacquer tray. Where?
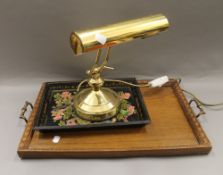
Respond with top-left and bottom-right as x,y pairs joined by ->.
34,78 -> 150,132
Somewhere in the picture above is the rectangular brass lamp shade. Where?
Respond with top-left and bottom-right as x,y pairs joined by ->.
70,14 -> 169,55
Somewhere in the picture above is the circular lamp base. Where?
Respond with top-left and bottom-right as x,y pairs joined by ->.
74,87 -> 121,121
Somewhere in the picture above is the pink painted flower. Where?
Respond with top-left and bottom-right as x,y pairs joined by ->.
51,109 -> 65,121
66,118 -> 76,126
61,91 -> 72,99
120,92 -> 131,100
127,105 -> 135,116
53,115 -> 63,121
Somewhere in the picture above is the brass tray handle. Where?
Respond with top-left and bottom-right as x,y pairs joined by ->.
19,101 -> 33,123
189,99 -> 206,118
179,78 -> 205,118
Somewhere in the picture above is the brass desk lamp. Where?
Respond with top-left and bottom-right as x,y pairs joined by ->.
70,14 -> 169,122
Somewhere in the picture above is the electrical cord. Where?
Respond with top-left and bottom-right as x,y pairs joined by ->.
76,79 -> 88,92
104,79 -> 151,87
182,89 -> 223,107
76,77 -> 223,118
76,78 -> 151,92
76,76 -> 169,92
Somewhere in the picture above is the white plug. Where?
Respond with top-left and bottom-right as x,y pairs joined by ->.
149,76 -> 169,87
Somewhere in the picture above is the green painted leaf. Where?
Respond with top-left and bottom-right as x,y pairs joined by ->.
120,109 -> 128,116
58,120 -> 65,126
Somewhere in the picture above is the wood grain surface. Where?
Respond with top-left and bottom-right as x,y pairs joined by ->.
17,80 -> 211,158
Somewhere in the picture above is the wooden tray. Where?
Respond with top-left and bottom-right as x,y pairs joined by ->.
17,80 -> 211,158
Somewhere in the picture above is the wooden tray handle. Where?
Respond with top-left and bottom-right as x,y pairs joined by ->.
19,101 -> 33,124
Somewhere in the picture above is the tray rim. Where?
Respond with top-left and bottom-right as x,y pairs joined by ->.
17,79 -> 212,158
33,78 -> 150,131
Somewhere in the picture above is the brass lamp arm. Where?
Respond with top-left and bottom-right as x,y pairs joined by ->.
95,49 -> 102,64
92,47 -> 111,73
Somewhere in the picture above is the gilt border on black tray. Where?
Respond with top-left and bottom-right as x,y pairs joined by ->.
33,78 -> 150,132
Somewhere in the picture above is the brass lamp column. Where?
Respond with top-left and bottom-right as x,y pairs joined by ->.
74,47 -> 121,121
70,14 -> 169,121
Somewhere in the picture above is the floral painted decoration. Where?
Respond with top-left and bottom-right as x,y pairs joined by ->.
51,91 -> 137,126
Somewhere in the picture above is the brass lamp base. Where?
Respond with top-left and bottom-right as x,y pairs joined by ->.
74,87 -> 120,121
